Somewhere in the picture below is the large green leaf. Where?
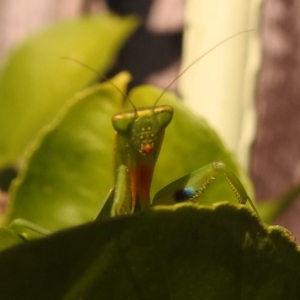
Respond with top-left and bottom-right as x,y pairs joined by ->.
0,204 -> 299,300
5,73 -> 130,230
5,80 -> 253,231
0,227 -> 23,251
0,12 -> 138,168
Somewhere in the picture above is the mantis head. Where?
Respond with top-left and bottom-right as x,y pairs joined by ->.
112,105 -> 173,155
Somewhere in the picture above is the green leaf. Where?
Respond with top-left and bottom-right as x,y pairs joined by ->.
5,73 -> 131,230
0,227 -> 23,251
0,204 -> 298,300
0,12 -> 138,168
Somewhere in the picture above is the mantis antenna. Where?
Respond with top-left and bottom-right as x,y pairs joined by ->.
61,57 -> 138,115
63,29 -> 253,113
152,29 -> 254,108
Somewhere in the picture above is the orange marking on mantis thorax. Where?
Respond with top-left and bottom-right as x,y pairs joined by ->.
138,163 -> 154,209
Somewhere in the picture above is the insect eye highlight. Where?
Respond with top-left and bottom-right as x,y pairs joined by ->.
112,112 -> 135,134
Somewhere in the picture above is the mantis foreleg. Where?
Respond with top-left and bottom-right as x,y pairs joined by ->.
9,219 -> 51,239
95,165 -> 132,219
111,165 -> 132,215
152,162 -> 260,218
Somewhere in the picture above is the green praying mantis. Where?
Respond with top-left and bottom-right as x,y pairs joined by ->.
97,102 -> 259,218
94,30 -> 260,220
9,30 -> 260,238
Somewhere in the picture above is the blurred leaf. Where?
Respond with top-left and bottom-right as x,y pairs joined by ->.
0,227 -> 23,251
0,12 -> 138,168
258,184 -> 300,223
5,73 -> 130,230
0,203 -> 299,300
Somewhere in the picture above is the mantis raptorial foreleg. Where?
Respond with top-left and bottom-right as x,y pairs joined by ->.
8,218 -> 51,239
152,162 -> 261,218
96,165 -> 132,219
